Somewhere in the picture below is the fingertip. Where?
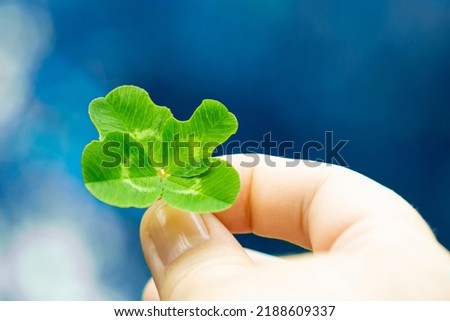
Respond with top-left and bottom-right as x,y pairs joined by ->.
140,201 -> 255,299
142,278 -> 160,301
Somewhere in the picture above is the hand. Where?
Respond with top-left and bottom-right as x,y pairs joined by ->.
140,154 -> 450,300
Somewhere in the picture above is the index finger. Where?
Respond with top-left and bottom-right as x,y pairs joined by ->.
216,154 -> 435,252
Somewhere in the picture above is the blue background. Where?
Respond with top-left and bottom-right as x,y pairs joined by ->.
1,0 -> 449,299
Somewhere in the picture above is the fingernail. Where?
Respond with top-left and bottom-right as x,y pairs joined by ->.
146,202 -> 210,266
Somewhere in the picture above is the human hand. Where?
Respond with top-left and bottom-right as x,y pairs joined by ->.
140,154 -> 450,300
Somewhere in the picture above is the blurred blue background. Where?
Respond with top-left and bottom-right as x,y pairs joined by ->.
1,0 -> 449,300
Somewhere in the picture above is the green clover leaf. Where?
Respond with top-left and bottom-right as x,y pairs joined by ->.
81,85 -> 240,213
88,85 -> 172,165
162,99 -> 238,177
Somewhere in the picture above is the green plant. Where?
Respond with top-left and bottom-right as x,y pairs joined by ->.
81,85 -> 240,213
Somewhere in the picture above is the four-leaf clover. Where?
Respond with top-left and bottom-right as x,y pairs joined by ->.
81,85 -> 240,213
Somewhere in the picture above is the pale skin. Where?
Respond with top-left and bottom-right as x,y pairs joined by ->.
140,154 -> 450,300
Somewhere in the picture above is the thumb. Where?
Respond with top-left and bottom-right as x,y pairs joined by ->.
140,201 -> 254,300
